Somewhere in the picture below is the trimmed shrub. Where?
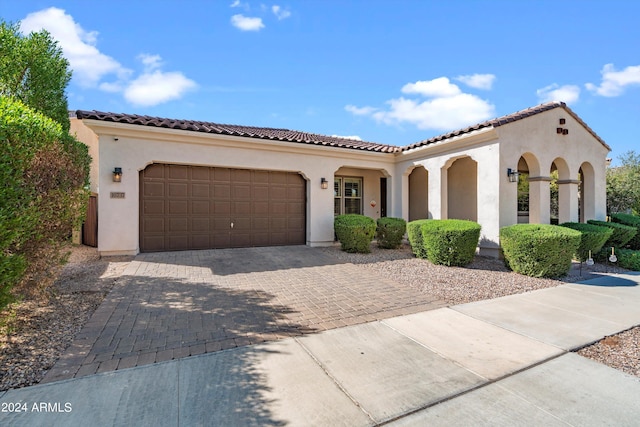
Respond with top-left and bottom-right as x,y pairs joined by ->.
617,249 -> 640,271
500,224 -> 581,278
587,220 -> 637,248
407,219 -> 431,258
334,214 -> 376,253
376,217 -> 406,249
560,222 -> 613,262
610,213 -> 640,249
421,219 -> 481,267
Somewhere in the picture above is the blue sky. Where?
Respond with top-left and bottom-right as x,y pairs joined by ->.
2,1 -> 639,163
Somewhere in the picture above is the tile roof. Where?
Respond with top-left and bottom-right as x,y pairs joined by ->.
403,101 -> 610,151
74,110 -> 400,153
75,101 -> 609,154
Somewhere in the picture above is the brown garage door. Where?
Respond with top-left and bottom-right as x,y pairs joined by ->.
140,164 -> 306,252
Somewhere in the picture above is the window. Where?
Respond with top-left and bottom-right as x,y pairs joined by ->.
334,177 -> 362,215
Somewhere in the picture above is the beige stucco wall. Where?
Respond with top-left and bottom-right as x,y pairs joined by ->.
81,120 -> 395,255
77,106 -> 609,258
498,108 -> 609,229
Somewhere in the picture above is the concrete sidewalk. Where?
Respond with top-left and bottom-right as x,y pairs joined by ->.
2,272 -> 640,426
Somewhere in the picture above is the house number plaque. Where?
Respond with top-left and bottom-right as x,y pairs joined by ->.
110,192 -> 125,199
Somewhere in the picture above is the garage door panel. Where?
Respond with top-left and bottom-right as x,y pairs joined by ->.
144,182 -> 164,197
192,183 -> 210,198
168,165 -> 188,180
192,201 -> 209,215
191,167 -> 210,181
141,164 -> 305,252
169,200 -> 188,214
168,182 -> 188,197
192,217 -> 210,232
169,217 -> 188,232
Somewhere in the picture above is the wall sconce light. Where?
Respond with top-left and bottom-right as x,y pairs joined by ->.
507,168 -> 520,183
320,177 -> 328,189
113,167 -> 122,182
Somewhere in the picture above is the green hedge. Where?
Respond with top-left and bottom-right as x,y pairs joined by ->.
500,224 -> 581,278
334,214 -> 376,253
407,219 -> 431,258
376,217 -> 406,249
587,220 -> 637,248
610,213 -> 640,249
560,222 -> 613,262
421,219 -> 481,267
616,249 -> 640,271
1,97 -> 90,311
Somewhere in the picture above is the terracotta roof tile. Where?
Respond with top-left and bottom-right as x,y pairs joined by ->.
402,101 -> 610,151
75,110 -> 400,153
75,102 -> 609,155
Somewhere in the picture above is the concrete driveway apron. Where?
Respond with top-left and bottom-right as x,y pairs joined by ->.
43,246 -> 444,383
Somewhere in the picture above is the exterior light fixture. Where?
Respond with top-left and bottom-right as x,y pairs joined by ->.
113,167 -> 122,182
507,168 -> 520,183
321,177 -> 328,189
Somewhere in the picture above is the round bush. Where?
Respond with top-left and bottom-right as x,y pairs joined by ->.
610,213 -> 640,249
407,219 -> 431,258
500,224 -> 581,278
560,222 -> 613,262
421,219 -> 481,267
334,214 -> 376,253
376,217 -> 406,249
587,220 -> 637,248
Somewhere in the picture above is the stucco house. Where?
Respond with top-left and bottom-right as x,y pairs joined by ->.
70,101 -> 610,258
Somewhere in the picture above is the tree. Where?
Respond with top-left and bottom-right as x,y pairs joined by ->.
0,20 -> 90,311
0,21 -> 71,131
607,151 -> 640,215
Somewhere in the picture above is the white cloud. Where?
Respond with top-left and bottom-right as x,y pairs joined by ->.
455,73 -> 496,90
272,5 -> 291,20
536,84 -> 580,104
230,0 -> 242,7
20,8 -> 198,107
231,14 -> 265,31
331,134 -> 362,141
124,69 -> 197,107
401,77 -> 461,97
19,7 -> 130,87
347,77 -> 495,132
586,63 -> 640,97
345,105 -> 378,115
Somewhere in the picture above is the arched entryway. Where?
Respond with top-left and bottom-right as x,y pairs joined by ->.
408,166 -> 429,221
579,162 -> 596,222
447,156 -> 477,221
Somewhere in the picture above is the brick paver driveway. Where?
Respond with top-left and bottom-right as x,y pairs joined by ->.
45,246 -> 444,382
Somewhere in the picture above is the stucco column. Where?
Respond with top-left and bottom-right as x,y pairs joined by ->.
528,176 -> 551,224
426,166 -> 444,219
400,171 -> 409,221
558,179 -> 580,224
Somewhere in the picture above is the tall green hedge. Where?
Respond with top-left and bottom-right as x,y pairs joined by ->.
559,222 -> 613,262
421,219 -> 481,267
500,224 -> 581,278
610,213 -> 640,249
0,97 -> 90,310
616,249 -> 640,271
407,219 -> 431,258
334,214 -> 376,253
587,220 -> 637,249
376,217 -> 406,249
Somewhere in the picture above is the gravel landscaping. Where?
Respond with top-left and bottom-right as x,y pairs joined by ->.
1,243 -> 638,391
